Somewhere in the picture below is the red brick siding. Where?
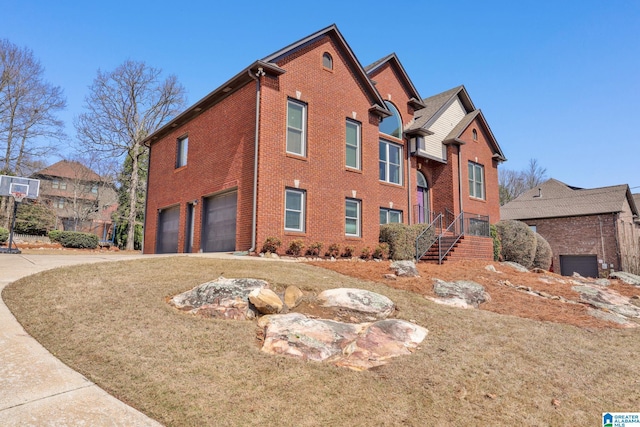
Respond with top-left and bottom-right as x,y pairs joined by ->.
144,83 -> 256,254
521,214 -> 619,276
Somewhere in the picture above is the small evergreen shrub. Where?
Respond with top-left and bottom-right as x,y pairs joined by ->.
326,243 -> 340,258
287,239 -> 305,257
380,223 -> 432,260
373,243 -> 390,260
58,231 -> 99,249
306,242 -> 323,257
495,220 -> 536,268
532,232 -> 552,270
0,227 -> 9,244
360,246 -> 372,260
342,245 -> 355,258
261,237 -> 282,254
490,224 -> 500,261
48,230 -> 62,243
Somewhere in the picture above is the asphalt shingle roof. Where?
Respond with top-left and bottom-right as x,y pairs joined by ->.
33,160 -> 102,181
501,178 -> 636,220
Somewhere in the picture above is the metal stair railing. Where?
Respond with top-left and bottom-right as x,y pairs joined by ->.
438,211 -> 465,264
415,213 -> 442,261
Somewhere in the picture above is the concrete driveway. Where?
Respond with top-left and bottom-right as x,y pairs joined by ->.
0,253 -> 161,426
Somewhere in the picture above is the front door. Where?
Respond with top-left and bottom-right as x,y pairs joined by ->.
416,171 -> 430,223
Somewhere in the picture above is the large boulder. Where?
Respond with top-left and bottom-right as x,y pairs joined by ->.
284,285 -> 304,309
432,279 -> 490,308
317,288 -> 395,320
609,271 -> 640,286
259,313 -> 427,370
390,260 -> 419,277
572,284 -> 640,319
249,288 -> 284,315
169,277 -> 268,320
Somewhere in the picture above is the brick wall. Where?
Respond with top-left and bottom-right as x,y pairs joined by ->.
522,214 -> 619,276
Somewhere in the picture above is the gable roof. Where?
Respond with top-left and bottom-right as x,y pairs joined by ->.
501,178 -> 639,220
145,24 -> 391,146
407,85 -> 506,161
364,53 -> 425,109
33,160 -> 102,181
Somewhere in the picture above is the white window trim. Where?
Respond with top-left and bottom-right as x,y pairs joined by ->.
380,208 -> 402,224
468,161 -> 485,200
284,188 -> 305,232
346,119 -> 361,170
286,99 -> 307,157
379,139 -> 403,185
176,135 -> 188,168
345,198 -> 361,237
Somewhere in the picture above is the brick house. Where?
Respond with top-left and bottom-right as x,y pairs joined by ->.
32,160 -> 118,239
501,178 -> 640,277
143,25 -> 506,257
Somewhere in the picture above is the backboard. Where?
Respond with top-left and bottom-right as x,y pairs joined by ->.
0,175 -> 40,200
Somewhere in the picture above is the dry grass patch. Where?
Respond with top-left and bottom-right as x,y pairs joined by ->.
3,257 -> 640,426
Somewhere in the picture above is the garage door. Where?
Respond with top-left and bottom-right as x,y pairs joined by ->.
202,191 -> 237,252
156,205 -> 180,254
560,255 -> 598,277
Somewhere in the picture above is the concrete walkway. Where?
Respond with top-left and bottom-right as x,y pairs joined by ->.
0,253 -> 166,426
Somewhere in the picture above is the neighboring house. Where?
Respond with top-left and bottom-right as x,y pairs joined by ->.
501,178 -> 640,277
32,160 -> 118,239
143,24 -> 506,257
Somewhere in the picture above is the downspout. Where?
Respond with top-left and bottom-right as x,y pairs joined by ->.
612,212 -> 621,272
247,67 -> 265,253
406,136 -> 412,224
141,143 -> 151,253
457,144 -> 463,222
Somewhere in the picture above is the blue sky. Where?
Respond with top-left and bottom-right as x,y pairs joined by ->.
4,1 -> 639,190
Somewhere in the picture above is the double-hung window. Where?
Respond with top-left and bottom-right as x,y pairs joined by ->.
468,161 -> 485,199
286,99 -> 306,156
346,119 -> 361,169
379,140 -> 402,184
379,208 -> 402,224
284,189 -> 305,232
345,199 -> 361,237
176,135 -> 188,168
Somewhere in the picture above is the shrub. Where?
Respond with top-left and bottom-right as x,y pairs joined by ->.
490,224 -> 500,261
495,220 -> 536,268
342,245 -> 355,258
326,243 -> 340,258
48,229 -> 62,243
532,233 -> 552,270
360,247 -> 372,260
58,231 -> 99,249
380,223 -> 432,260
373,243 -> 390,260
261,237 -> 282,254
0,227 -> 8,244
14,201 -> 57,235
287,239 -> 305,257
306,241 -> 323,257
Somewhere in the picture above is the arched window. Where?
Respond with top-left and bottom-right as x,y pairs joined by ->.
472,128 -> 478,141
380,101 -> 402,139
322,52 -> 333,70
417,171 -> 428,189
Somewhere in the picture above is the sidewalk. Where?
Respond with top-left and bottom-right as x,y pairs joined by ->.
0,253 -> 162,426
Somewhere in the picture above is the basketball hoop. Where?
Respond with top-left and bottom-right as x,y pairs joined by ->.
11,191 -> 26,203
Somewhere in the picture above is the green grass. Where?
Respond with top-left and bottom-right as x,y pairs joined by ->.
3,257 -> 639,426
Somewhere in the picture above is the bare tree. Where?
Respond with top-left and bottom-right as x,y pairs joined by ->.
499,158 -> 548,205
75,60 -> 185,250
0,39 -> 66,227
0,39 -> 66,175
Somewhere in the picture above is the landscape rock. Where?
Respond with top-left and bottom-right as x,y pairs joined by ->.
484,265 -> 498,273
317,288 -> 395,319
169,277 -> 268,320
594,278 -> 611,287
432,279 -> 490,308
390,260 -> 419,277
259,313 -> 427,370
609,271 -> 640,286
249,288 -> 284,314
630,296 -> 640,308
501,261 -> 529,273
572,284 -> 640,319
383,273 -> 397,280
425,296 -> 474,309
284,286 -> 304,309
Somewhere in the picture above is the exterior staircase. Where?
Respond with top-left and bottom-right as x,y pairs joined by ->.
420,234 -> 493,263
